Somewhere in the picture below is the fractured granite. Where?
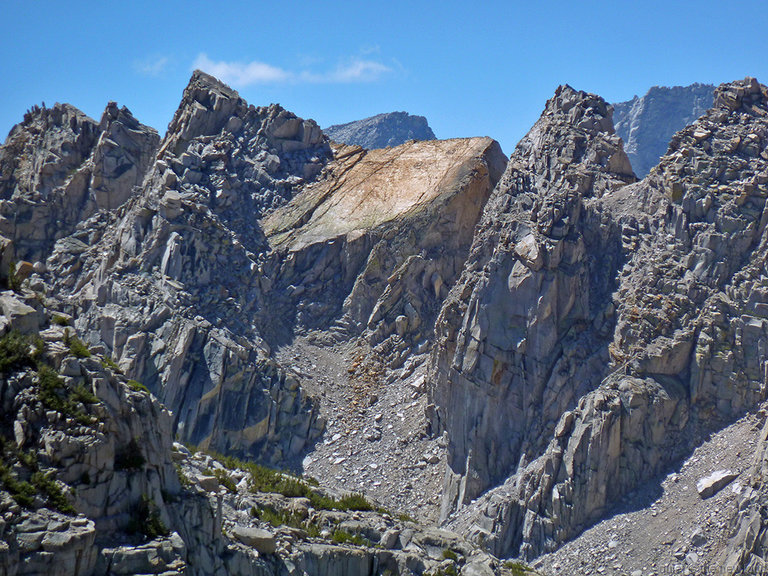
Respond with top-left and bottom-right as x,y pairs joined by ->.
613,83 -> 714,177
324,111 -> 437,150
429,77 -> 768,561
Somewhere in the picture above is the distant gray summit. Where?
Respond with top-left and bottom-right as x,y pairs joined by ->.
324,111 -> 436,149
613,83 -> 715,177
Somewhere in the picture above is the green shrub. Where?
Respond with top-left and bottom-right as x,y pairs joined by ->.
0,461 -> 36,508
31,336 -> 44,361
7,479 -> 36,507
7,262 -> 22,292
442,549 -> 459,562
200,449 -> 377,512
331,528 -> 369,547
37,364 -> 65,412
250,505 -> 321,537
175,463 -> 191,489
70,383 -> 98,404
252,506 -> 295,527
248,461 -> 312,498
52,315 -> 70,327
115,439 -> 146,471
0,441 -> 75,514
127,495 -> 168,539
68,336 -> 91,358
303,475 -> 320,487
101,356 -> 121,373
36,365 -> 97,424
504,561 -> 533,576
0,331 -> 35,373
429,567 -> 458,576
309,491 -> 375,512
17,448 -> 37,470
31,471 -> 76,514
334,492 -> 375,511
127,380 -> 149,393
213,469 -> 237,493
181,442 -> 198,454
0,446 -> 75,513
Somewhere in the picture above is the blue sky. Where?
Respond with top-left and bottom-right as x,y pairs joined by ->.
2,0 -> 767,155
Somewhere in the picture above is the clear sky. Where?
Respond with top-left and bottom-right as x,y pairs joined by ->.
2,0 -> 767,155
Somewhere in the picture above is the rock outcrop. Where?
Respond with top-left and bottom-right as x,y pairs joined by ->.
20,71 -> 504,475
725,415 -> 768,573
0,101 -> 159,263
613,83 -> 714,177
429,78 -> 768,561
39,71 -> 331,467
0,287 -> 192,574
174,448 -> 519,576
0,281 -> 515,575
429,85 -> 635,518
324,112 -> 437,149
263,137 -> 507,351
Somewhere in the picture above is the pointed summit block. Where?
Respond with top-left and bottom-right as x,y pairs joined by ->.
429,85 -> 636,521
713,76 -> 768,112
163,70 -> 244,155
160,70 -> 330,189
516,84 -> 635,193
92,101 -> 159,210
0,99 -> 157,261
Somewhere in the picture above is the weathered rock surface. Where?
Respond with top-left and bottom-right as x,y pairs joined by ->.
429,84 -> 636,519
8,66 -> 768,575
0,288 -> 197,574
176,448 -> 517,576
533,408 -> 760,575
42,71 -> 332,465
613,83 -> 714,177
0,282 -> 516,575
26,70 -> 504,476
429,78 -> 768,561
324,111 -> 437,149
263,137 -> 506,350
696,469 -> 738,498
725,415 -> 768,573
0,101 -> 159,263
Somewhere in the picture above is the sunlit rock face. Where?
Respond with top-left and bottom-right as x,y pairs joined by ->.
430,78 -> 768,560
324,111 -> 437,149
613,83 -> 714,177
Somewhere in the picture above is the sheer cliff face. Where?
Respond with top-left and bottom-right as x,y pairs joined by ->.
324,111 -> 437,149
429,78 -> 768,560
613,83 -> 715,177
263,137 -> 507,346
428,85 -> 635,519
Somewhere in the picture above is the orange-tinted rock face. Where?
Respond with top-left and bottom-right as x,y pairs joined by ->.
262,137 -> 507,343
265,137 -> 504,250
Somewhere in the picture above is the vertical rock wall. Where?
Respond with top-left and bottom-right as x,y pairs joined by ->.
430,78 -> 768,560
428,85 -> 635,518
